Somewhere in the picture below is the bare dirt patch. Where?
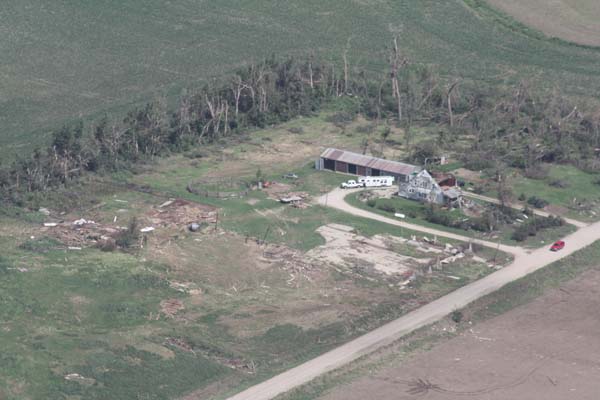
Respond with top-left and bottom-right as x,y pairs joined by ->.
308,224 -> 430,276
146,198 -> 217,229
160,298 -> 185,318
321,268 -> 600,400
487,0 -> 600,47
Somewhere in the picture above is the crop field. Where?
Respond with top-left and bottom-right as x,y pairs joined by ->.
3,0 -> 600,157
486,0 -> 600,47
316,252 -> 600,400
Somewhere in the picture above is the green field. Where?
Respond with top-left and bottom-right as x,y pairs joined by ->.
3,0 -> 600,157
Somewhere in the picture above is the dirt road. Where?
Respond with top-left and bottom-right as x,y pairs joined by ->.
225,188 -> 600,400
462,191 -> 588,228
320,188 -> 525,256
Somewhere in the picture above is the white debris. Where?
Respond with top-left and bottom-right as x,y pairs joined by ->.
73,219 -> 94,226
446,275 -> 461,280
64,373 -> 87,381
140,227 -> 155,233
159,200 -> 175,208
43,222 -> 58,227
39,208 -> 51,216
68,247 -> 82,251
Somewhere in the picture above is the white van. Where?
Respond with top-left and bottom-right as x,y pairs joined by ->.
358,176 -> 395,188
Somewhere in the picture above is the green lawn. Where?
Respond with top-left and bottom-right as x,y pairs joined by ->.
510,165 -> 600,220
3,0 -> 600,157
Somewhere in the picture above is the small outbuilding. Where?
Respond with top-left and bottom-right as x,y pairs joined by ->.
316,148 -> 421,182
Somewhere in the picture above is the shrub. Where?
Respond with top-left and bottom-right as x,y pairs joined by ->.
524,164 -> 549,180
451,310 -> 463,324
518,193 -> 526,201
115,217 -> 140,249
287,127 -> 304,134
511,227 -> 529,242
527,196 -> 549,209
377,203 -> 396,213
366,199 -> 376,208
549,179 -> 569,188
511,215 -> 564,241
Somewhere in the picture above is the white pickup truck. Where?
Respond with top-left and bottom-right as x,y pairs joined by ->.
341,179 -> 364,189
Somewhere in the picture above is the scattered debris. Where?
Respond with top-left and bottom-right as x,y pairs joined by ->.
39,208 -> 51,216
146,198 -> 217,229
160,298 -> 185,317
43,222 -> 58,227
73,219 -> 95,226
64,373 -> 95,385
140,227 -> 155,233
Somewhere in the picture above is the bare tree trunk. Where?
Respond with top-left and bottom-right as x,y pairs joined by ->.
308,59 -> 314,89
342,37 -> 352,94
447,81 -> 460,128
389,36 -> 407,123
343,52 -> 349,94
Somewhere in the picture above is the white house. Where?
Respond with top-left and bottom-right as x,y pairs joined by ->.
398,170 -> 462,206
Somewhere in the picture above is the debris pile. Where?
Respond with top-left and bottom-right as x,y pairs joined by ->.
261,244 -> 317,285
160,298 -> 185,318
41,219 -> 125,247
146,199 -> 217,229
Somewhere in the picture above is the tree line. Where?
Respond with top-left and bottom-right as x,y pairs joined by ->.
2,42 -> 600,205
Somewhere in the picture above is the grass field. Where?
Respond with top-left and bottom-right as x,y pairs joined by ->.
3,0 -> 600,157
486,0 -> 600,47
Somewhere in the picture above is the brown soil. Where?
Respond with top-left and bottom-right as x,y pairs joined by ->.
321,268 -> 600,400
486,0 -> 600,47
160,298 -> 185,317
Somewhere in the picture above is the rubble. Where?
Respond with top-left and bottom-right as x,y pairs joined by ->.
146,198 -> 217,229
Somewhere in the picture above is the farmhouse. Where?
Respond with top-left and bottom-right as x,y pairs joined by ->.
317,148 -> 421,182
398,170 -> 462,207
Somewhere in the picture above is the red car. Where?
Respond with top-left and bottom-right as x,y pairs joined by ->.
550,240 -> 565,251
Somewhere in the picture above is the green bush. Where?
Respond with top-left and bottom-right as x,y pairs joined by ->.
115,217 -> 140,249
376,203 -> 396,213
451,310 -> 463,324
366,199 -> 376,208
527,196 -> 549,209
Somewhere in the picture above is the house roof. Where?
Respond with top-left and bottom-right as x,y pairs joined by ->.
320,148 -> 420,176
443,187 -> 462,199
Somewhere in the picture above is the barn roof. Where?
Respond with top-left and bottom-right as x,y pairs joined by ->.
320,148 -> 420,176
